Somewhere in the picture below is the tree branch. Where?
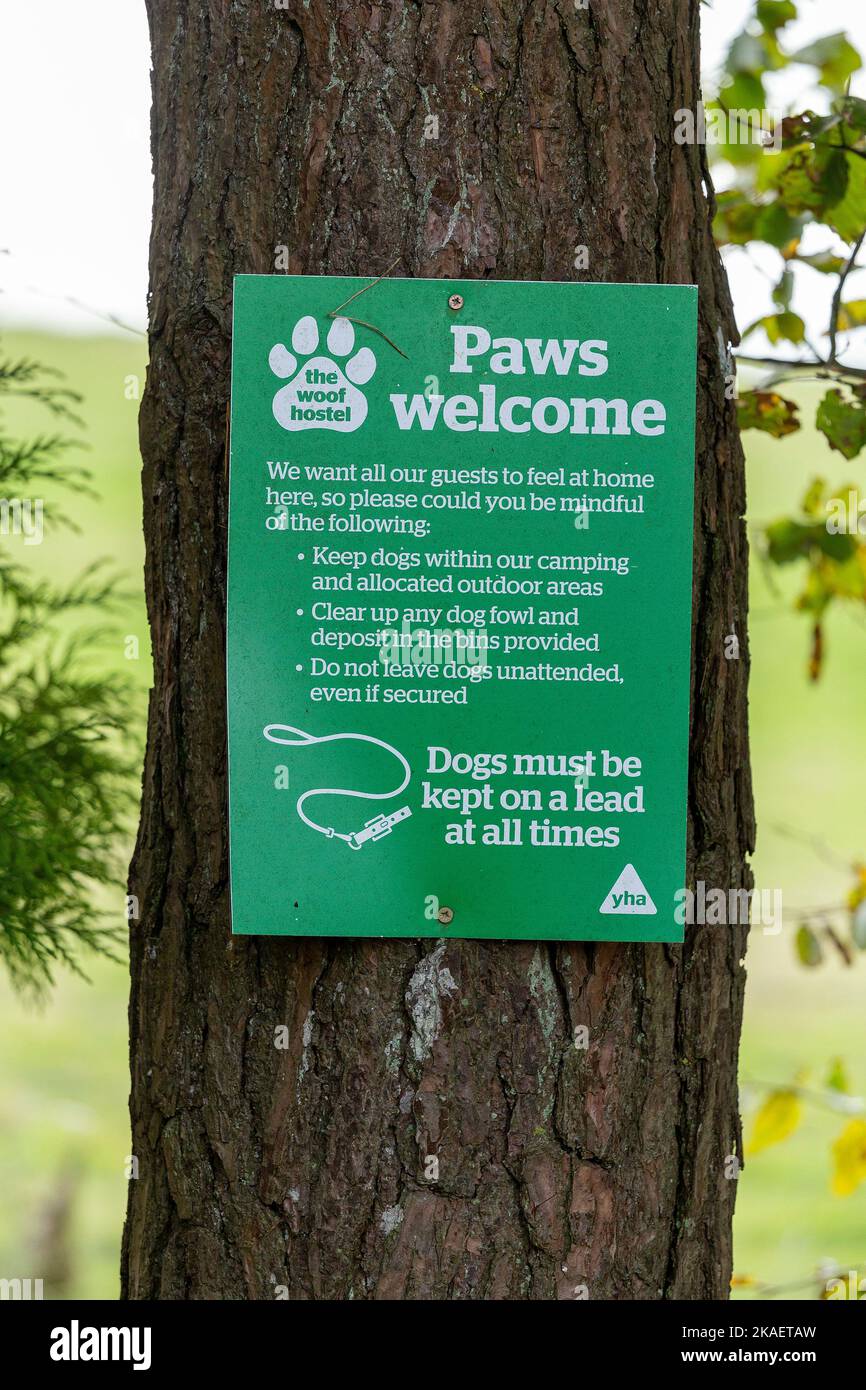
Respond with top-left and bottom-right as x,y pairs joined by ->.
735,353 -> 866,383
829,227 -> 866,366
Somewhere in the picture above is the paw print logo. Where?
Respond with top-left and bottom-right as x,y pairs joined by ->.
269,315 -> 376,433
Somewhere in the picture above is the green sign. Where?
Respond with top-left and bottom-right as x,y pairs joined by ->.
228,275 -> 697,942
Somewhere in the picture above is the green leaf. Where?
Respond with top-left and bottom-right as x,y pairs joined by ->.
764,518 -> 813,564
755,201 -> 804,250
801,477 -> 827,517
770,311 -> 806,344
765,515 -> 856,565
714,190 -> 761,247
718,71 -> 767,114
726,33 -> 770,76
737,389 -> 800,438
772,269 -> 795,309
711,86 -> 771,167
841,96 -> 866,143
774,143 -> 849,220
757,0 -> 797,35
796,923 -> 824,967
836,301 -> 866,331
853,899 -> 866,950
795,250 -> 846,274
821,550 -> 866,601
790,33 -> 861,92
780,110 -> 843,148
815,529 -> 860,562
825,154 -> 866,245
816,389 -> 866,460
826,1057 -> 850,1093
742,311 -> 806,345
714,195 -> 802,252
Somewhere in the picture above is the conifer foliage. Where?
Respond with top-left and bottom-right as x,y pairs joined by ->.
0,350 -> 132,992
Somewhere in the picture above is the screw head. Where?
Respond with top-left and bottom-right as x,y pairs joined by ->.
448,294 -> 464,311
437,905 -> 454,925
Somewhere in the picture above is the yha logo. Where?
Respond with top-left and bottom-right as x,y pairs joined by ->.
270,315 -> 376,433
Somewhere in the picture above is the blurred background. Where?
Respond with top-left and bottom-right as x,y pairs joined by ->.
1,0 -> 864,1299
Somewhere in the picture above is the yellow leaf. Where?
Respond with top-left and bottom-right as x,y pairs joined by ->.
747,1089 -> 802,1156
831,1119 -> 866,1197
731,1273 -> 758,1288
837,300 -> 866,332
846,862 -> 866,912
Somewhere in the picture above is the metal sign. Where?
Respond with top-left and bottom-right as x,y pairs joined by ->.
227,275 -> 697,941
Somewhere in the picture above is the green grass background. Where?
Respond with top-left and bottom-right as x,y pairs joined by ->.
0,334 -> 863,1299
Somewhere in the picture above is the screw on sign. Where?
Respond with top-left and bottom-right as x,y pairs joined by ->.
437,905 -> 454,926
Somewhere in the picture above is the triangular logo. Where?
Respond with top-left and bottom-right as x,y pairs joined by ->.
599,864 -> 657,915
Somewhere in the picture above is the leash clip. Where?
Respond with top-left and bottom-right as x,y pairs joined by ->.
346,806 -> 412,850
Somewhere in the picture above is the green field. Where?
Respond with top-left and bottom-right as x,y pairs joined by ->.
0,333 -> 863,1299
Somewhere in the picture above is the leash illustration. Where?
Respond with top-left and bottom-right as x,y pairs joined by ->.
262,722 -> 412,850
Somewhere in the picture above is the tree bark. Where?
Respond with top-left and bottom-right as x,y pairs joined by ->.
123,0 -> 753,1300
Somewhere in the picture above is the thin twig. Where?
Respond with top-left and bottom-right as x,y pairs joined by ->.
740,1262 -> 866,1299
829,227 -> 866,366
768,821 -> 854,873
327,257 -> 402,317
742,1076 -> 865,1116
336,314 -> 408,359
326,258 -> 408,358
736,352 -> 866,382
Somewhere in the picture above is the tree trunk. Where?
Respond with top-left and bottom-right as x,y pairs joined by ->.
123,0 -> 753,1300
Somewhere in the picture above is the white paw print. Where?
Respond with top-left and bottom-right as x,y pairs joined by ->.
269,315 -> 376,433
